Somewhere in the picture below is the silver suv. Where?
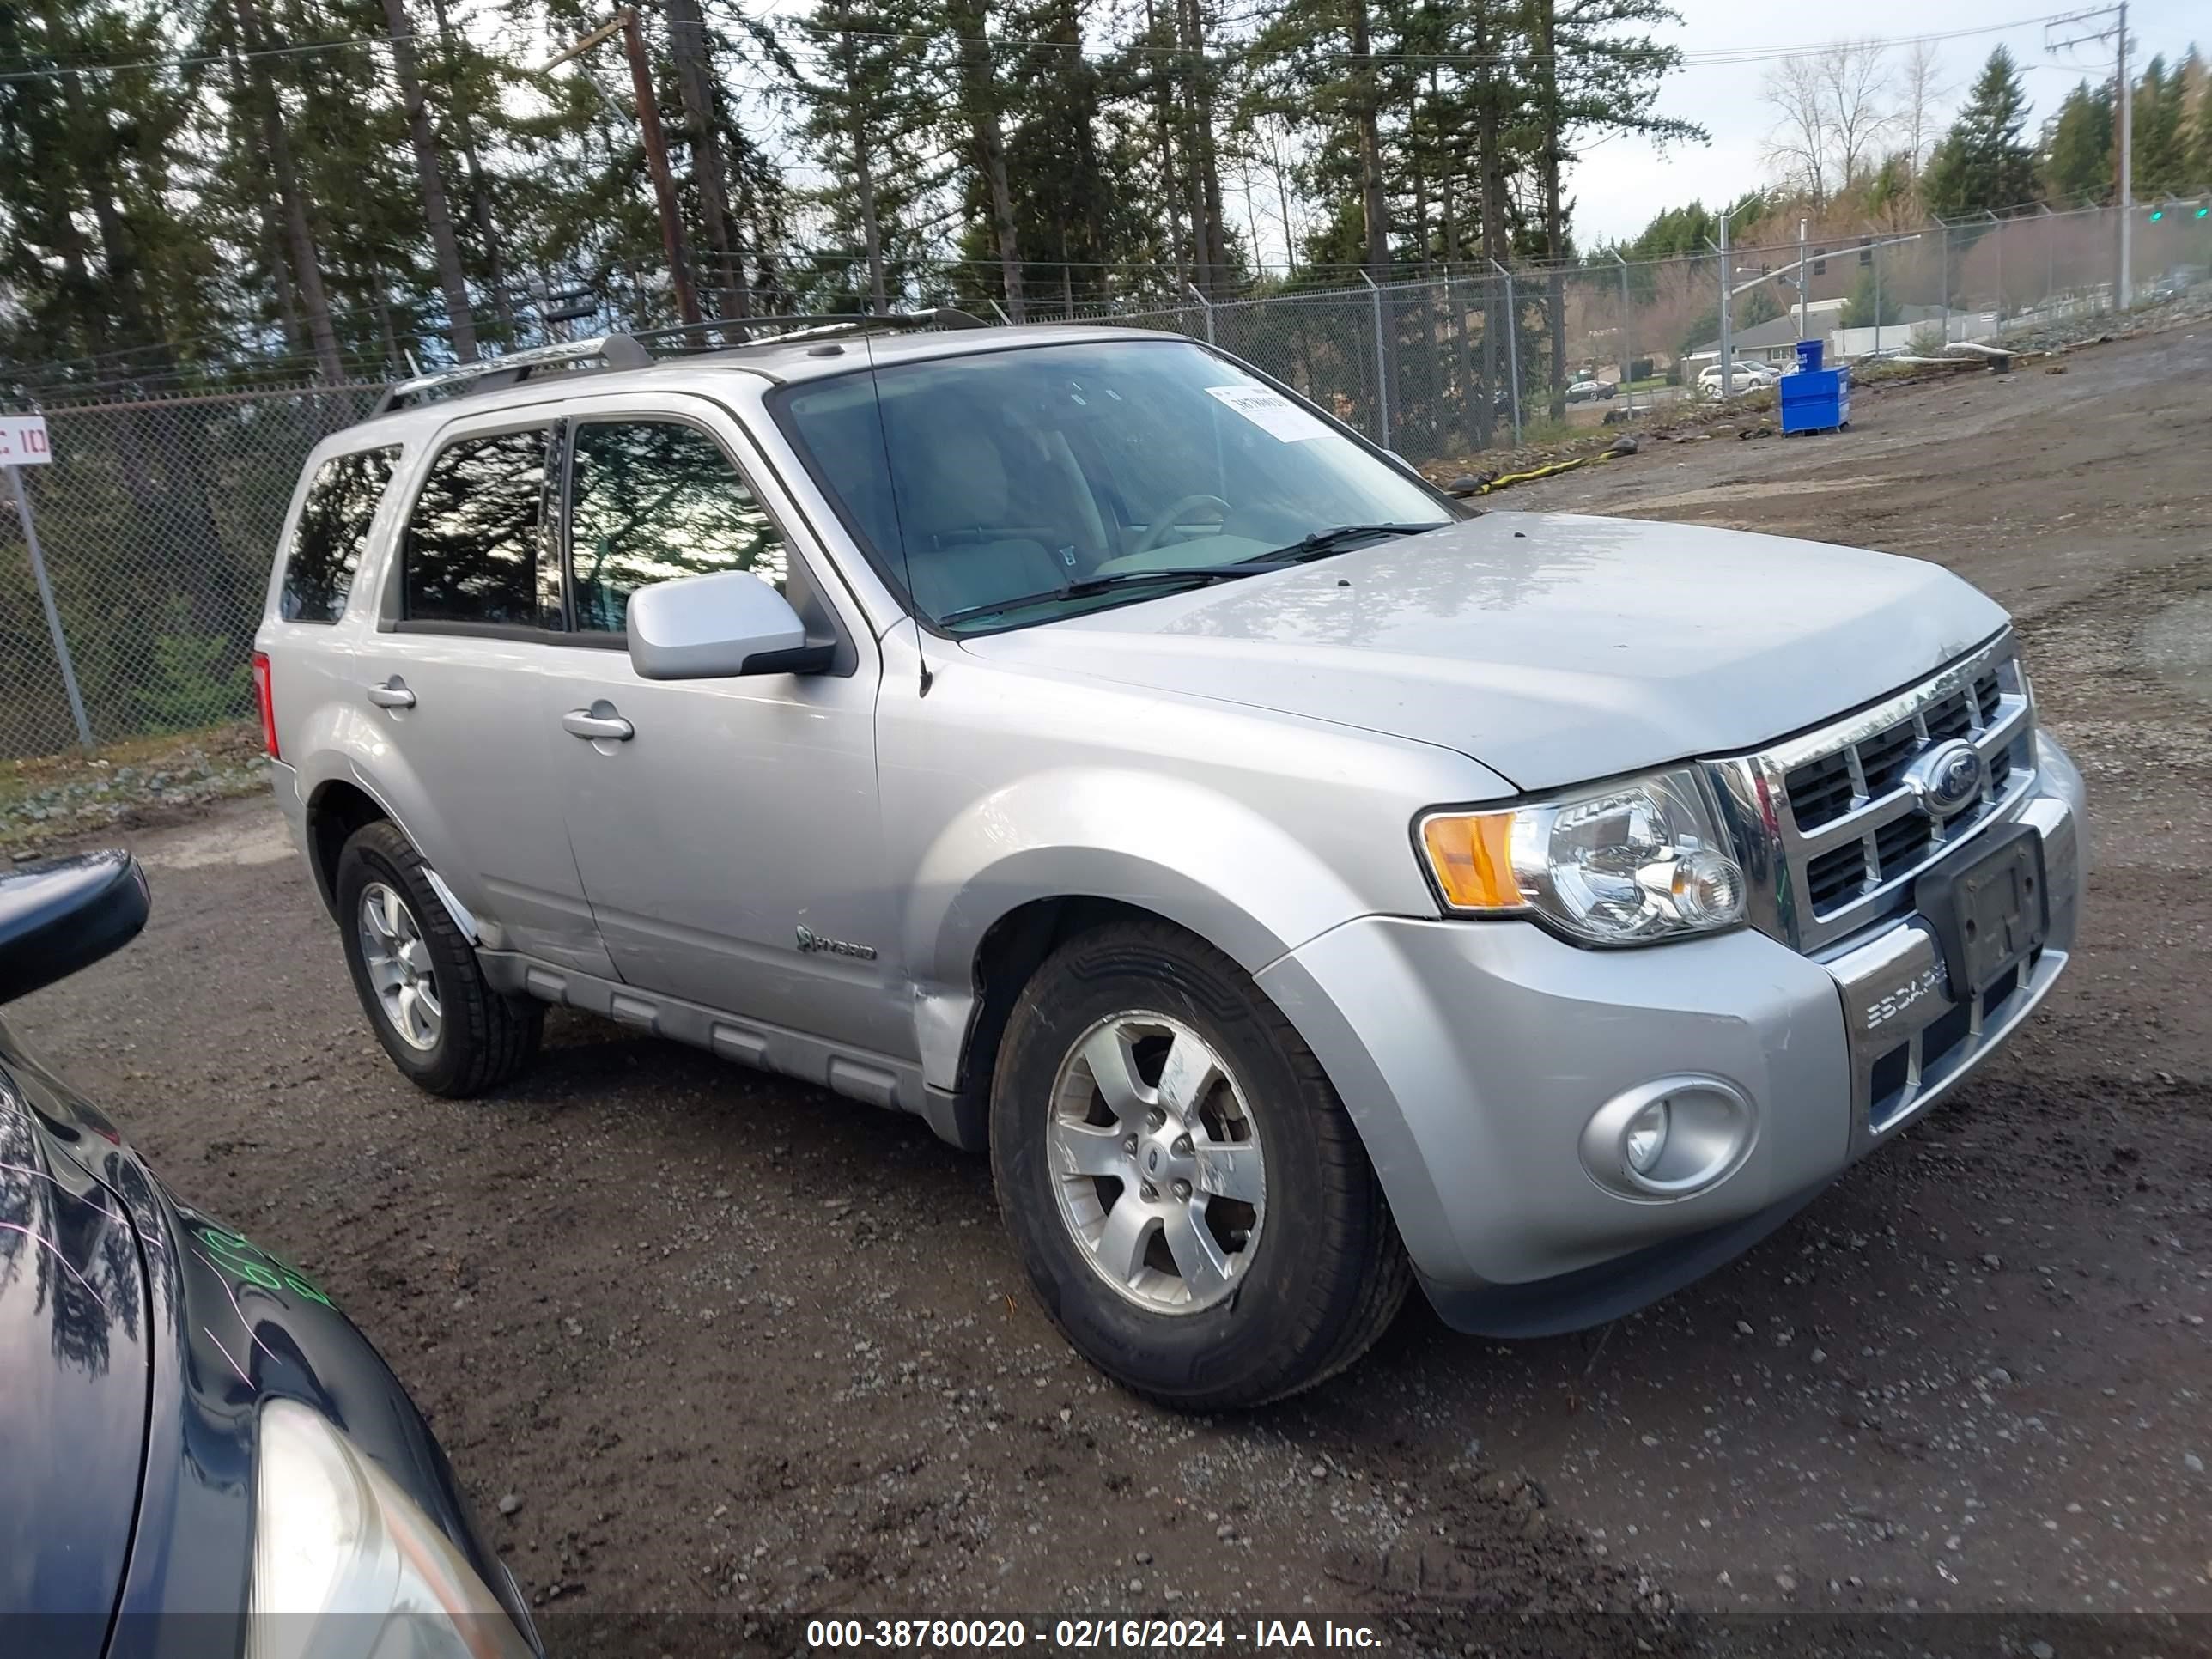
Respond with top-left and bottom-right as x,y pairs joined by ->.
255,322 -> 2084,1408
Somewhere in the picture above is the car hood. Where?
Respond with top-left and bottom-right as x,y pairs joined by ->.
0,1062 -> 149,1655
959,513 -> 2009,792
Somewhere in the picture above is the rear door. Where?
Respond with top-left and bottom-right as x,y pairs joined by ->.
535,392 -> 902,1057
357,412 -> 617,977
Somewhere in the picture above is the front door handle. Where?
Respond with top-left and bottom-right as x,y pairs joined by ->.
366,678 -> 415,709
562,706 -> 634,742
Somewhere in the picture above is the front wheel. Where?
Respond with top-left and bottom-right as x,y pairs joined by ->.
990,920 -> 1410,1409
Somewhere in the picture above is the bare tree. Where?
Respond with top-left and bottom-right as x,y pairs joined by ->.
1761,52 -> 1832,203
1896,40 -> 1950,173
1822,41 -> 1896,187
1765,40 -> 1907,198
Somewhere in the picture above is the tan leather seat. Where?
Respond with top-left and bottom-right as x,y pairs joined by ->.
893,427 -> 1066,617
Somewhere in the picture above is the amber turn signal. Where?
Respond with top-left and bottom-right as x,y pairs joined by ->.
1419,812 -> 1522,910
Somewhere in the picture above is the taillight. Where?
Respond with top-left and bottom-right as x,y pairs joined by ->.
252,651 -> 280,759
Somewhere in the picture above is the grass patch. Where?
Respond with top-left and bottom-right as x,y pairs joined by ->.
3,720 -> 270,848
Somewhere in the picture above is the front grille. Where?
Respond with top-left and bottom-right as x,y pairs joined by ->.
1924,689 -> 1975,742
1856,720 -> 1922,797
1803,841 -> 1865,909
1718,635 -> 2038,955
1782,666 -> 2008,832
1872,810 -> 1933,878
1784,751 -> 1854,830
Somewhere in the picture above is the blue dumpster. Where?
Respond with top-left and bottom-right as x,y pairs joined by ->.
1781,356 -> 1849,434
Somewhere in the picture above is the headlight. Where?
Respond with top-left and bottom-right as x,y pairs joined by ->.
1419,767 -> 1747,945
250,1399 -> 535,1659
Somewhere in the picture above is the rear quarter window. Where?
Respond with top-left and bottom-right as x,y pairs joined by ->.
281,447 -> 400,623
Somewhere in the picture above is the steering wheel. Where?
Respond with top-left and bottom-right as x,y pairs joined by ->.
1132,494 -> 1231,556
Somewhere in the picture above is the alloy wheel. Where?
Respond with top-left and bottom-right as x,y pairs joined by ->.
1047,1012 -> 1266,1314
357,882 -> 441,1052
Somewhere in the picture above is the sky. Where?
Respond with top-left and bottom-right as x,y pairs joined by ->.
1570,0 -> 2208,246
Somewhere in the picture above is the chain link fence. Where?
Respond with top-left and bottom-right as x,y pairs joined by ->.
5,202 -> 2206,762
1,384 -> 382,760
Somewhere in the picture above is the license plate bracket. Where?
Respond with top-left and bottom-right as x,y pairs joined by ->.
1916,823 -> 2049,1000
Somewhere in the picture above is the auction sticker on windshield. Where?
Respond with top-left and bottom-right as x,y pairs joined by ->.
1205,384 -> 1332,442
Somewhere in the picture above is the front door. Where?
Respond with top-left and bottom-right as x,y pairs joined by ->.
539,396 -> 903,1058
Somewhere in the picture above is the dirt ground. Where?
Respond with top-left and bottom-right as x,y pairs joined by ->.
13,322 -> 2212,1656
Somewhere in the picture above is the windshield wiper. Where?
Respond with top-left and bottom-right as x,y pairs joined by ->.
1255,522 -> 1450,563
935,524 -> 1449,628
936,564 -> 1267,628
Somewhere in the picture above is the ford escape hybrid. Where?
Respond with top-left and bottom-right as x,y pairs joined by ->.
255,320 -> 2084,1408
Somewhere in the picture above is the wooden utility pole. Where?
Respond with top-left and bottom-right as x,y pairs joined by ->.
545,9 -> 702,328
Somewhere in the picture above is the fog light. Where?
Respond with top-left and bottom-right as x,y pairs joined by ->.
1581,1075 -> 1757,1200
1625,1097 -> 1669,1173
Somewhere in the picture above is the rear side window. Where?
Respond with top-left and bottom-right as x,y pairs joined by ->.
567,419 -> 788,633
282,446 -> 398,622
401,428 -> 550,627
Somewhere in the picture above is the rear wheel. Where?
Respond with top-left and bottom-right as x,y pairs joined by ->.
991,920 -> 1410,1409
334,821 -> 541,1097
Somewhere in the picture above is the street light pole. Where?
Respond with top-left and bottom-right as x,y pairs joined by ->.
1797,218 -> 1808,341
1986,207 -> 2004,324
1717,209 -> 1733,399
1612,250 -> 1633,414
2118,0 -> 2132,307
1935,215 -> 1949,343
545,9 -> 702,329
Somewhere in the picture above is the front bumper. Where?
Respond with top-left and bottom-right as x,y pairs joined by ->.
1258,732 -> 2084,1336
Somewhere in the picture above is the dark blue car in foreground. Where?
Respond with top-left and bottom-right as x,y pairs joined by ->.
0,850 -> 538,1659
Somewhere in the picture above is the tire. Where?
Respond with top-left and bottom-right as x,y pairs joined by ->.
990,919 -> 1411,1410
334,820 -> 541,1097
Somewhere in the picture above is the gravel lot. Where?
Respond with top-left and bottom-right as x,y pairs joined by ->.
12,322 -> 2212,1655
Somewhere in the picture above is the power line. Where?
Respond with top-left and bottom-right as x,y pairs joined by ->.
0,21 -> 542,84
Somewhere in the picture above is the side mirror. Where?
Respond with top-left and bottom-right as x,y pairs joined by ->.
626,570 -> 834,681
0,851 -> 149,1004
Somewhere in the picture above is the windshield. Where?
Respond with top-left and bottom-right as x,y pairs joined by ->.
773,337 -> 1456,632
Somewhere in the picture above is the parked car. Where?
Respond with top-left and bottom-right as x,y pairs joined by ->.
257,319 -> 2084,1410
1565,378 -> 1615,404
1694,360 -> 1780,398
0,851 -> 538,1658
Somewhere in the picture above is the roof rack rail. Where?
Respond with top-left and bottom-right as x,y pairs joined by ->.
370,334 -> 653,416
368,308 -> 991,417
632,307 -> 991,353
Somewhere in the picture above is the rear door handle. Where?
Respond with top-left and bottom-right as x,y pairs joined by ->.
562,707 -> 634,742
366,678 -> 415,709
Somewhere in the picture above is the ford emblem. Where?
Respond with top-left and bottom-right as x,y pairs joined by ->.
1906,738 -> 1985,818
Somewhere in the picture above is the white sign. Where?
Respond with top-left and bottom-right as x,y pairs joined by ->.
0,414 -> 52,466
1204,384 -> 1333,443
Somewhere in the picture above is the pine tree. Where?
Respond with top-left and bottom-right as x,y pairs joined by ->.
2039,81 -> 2115,208
1522,0 -> 1701,418
799,0 -> 928,315
939,0 -> 1028,318
2189,51 -> 2212,188
380,0 -> 477,360
2132,56 -> 2187,198
1923,46 -> 2040,217
1001,0 -> 1121,310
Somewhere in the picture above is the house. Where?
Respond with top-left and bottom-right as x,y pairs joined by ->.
1686,298 -> 1848,369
